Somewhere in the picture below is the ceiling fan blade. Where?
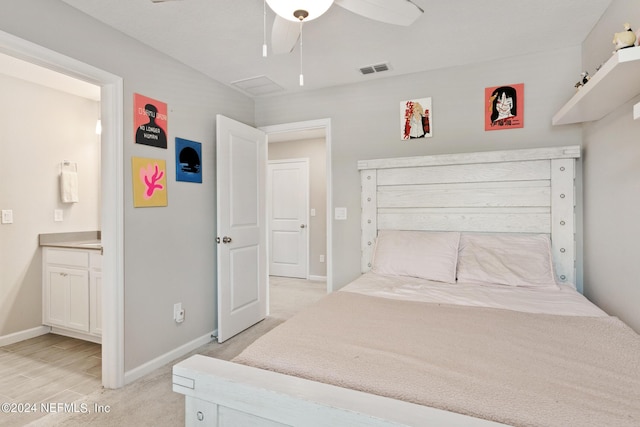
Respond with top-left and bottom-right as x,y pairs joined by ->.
271,15 -> 300,54
334,0 -> 423,26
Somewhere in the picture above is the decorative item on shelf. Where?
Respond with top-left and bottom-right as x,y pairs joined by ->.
574,71 -> 591,91
612,23 -> 636,54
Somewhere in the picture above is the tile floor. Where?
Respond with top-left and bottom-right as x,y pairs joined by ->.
0,334 -> 101,426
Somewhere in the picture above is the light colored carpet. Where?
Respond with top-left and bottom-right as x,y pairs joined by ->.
24,277 -> 325,426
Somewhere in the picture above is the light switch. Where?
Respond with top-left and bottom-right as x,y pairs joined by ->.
310,208 -> 316,217
334,207 -> 347,220
1,210 -> 13,224
54,209 -> 64,222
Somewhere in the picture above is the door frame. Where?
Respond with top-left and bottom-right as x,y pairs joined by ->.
260,119 -> 333,292
268,158 -> 310,279
0,30 -> 125,388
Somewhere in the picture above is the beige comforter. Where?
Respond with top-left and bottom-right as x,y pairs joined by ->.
233,291 -> 640,427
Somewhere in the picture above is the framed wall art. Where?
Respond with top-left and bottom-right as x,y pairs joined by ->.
132,157 -> 168,207
175,137 -> 202,183
401,97 -> 432,140
485,83 -> 524,131
134,93 -> 168,148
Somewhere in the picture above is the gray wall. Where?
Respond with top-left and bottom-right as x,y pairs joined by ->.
0,0 -> 254,370
268,138 -> 327,278
256,47 -> 583,290
581,0 -> 640,332
0,74 -> 100,336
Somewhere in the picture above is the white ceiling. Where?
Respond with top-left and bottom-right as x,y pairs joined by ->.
58,0 -> 612,98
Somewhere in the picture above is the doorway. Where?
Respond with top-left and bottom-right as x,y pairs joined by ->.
261,119 -> 332,306
0,30 -> 124,388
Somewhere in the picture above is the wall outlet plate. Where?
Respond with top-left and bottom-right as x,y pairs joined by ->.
334,207 -> 347,220
174,303 -> 185,323
1,210 -> 13,224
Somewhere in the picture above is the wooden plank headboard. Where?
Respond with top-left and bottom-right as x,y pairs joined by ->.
358,146 -> 581,289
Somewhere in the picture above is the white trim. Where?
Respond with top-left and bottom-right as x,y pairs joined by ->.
260,119 -> 333,292
308,275 -> 327,282
0,326 -> 50,347
125,331 -> 215,385
0,30 -> 125,388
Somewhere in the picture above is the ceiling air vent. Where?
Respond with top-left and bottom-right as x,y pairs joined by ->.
231,75 -> 284,97
359,62 -> 391,76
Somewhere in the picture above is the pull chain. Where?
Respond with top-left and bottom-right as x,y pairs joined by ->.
262,0 -> 268,57
299,20 -> 304,86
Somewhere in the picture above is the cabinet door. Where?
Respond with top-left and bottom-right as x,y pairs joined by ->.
45,266 -> 89,332
46,267 -> 68,327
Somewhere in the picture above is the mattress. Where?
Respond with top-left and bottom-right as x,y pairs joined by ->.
234,273 -> 639,426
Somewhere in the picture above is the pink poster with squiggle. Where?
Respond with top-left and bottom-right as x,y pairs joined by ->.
132,157 -> 168,207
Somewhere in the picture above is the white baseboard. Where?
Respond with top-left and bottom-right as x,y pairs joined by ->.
308,275 -> 327,282
124,330 -> 216,385
50,327 -> 101,344
0,325 -> 51,347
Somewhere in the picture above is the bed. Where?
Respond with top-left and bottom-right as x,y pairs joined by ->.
173,145 -> 640,426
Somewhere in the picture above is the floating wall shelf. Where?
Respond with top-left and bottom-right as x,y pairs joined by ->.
552,46 -> 640,125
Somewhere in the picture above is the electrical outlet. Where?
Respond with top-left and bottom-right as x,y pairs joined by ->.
335,207 -> 347,220
319,255 -> 325,263
1,210 -> 13,224
174,303 -> 182,322
54,209 -> 64,222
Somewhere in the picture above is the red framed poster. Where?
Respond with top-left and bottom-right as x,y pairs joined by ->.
485,83 -> 524,131
134,93 -> 168,148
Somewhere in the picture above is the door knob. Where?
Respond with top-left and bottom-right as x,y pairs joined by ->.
300,224 -> 306,229
222,236 -> 232,243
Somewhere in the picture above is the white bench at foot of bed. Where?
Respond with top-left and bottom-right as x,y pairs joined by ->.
172,355 -> 506,427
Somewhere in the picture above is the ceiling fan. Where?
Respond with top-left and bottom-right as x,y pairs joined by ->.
150,0 -> 424,55
267,0 -> 424,54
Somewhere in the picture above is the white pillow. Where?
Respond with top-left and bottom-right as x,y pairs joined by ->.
371,230 -> 460,283
456,233 -> 558,288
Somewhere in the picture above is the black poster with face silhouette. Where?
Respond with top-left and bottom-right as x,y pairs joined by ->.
134,93 -> 168,148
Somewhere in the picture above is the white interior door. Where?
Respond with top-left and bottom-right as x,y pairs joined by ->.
216,115 -> 267,343
268,159 -> 309,278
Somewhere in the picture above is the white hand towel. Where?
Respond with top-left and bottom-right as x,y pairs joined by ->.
60,170 -> 79,203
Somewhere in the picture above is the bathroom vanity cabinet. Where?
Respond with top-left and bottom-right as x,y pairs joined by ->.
42,246 -> 102,344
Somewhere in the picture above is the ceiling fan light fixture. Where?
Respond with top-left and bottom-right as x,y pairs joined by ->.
265,0 -> 334,22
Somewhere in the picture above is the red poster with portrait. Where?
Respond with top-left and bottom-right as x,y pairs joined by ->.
484,83 -> 524,131
134,93 -> 168,148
